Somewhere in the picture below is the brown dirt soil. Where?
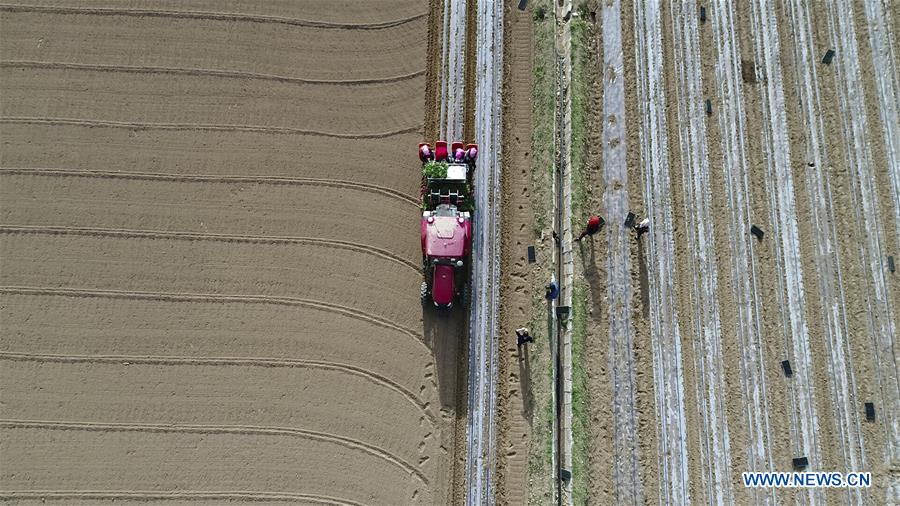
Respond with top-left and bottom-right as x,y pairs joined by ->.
730,4 -> 797,501
807,4 -> 895,500
0,1 -> 460,504
1,0 -> 426,25
575,6 -> 616,504
619,0 -> 661,502
494,1 -> 536,505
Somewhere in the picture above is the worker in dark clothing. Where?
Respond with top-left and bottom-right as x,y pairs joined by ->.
516,327 -> 534,347
576,215 -> 604,241
545,279 -> 559,300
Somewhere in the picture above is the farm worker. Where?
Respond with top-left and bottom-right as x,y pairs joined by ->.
515,327 -> 534,347
419,144 -> 433,162
635,217 -> 650,236
545,278 -> 559,300
576,215 -> 604,242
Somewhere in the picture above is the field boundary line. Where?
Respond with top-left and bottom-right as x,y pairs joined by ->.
0,168 -> 418,206
0,117 -> 422,140
0,61 -> 425,86
0,351 -> 430,418
0,225 -> 419,272
0,490 -> 366,505
0,419 -> 428,483
0,3 -> 426,30
0,286 -> 421,341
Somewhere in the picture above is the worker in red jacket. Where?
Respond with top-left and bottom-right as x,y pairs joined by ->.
576,215 -> 604,242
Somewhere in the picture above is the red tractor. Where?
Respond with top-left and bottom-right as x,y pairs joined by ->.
418,140 -> 477,308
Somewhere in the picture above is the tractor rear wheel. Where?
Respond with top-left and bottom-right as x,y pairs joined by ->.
461,285 -> 471,308
420,281 -> 429,305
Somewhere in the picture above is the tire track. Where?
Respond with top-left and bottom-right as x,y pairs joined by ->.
709,2 -> 776,503
600,0 -> 641,502
438,0 -> 467,139
749,5 -> 822,502
0,419 -> 428,484
633,2 -> 690,503
823,0 -> 900,469
0,168 -> 419,206
0,225 -> 419,272
0,286 -> 421,342
0,61 -> 425,86
0,490 -> 365,505
0,3 -> 426,30
0,351 -> 430,419
784,0 -> 867,495
668,2 -> 732,503
0,117 -> 421,140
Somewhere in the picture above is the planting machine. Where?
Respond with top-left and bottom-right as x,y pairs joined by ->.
418,141 -> 477,308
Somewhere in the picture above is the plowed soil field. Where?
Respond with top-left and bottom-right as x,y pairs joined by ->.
0,1 -> 459,504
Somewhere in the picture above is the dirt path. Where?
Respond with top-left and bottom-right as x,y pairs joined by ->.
493,1 -> 535,504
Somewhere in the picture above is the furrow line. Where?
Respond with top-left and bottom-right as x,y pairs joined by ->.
785,0 -> 867,497
0,117 -> 422,140
634,2 -> 690,504
0,419 -> 428,484
751,1 -> 822,496
668,2 -> 732,503
710,3 -> 776,504
600,0 -> 641,502
0,490 -> 366,505
863,0 -> 900,244
0,225 -> 420,272
747,0 -> 809,494
0,3 -> 427,30
0,168 -> 419,206
465,0 -> 503,503
0,286 -> 422,342
0,351 -> 431,419
824,0 -> 900,470
0,61 -> 426,86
